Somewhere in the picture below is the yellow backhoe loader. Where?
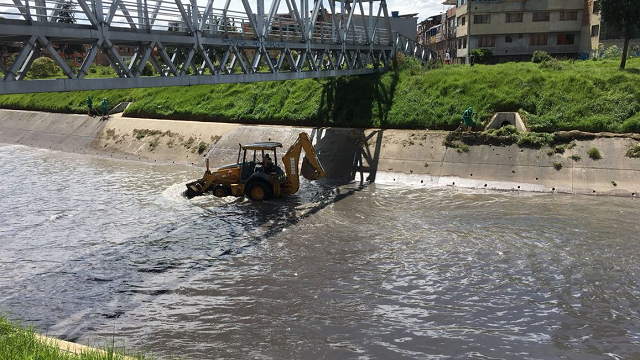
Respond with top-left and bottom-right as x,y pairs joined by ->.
184,132 -> 325,201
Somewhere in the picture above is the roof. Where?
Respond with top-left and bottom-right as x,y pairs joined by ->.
241,141 -> 283,150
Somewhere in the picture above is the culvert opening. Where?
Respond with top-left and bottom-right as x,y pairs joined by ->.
485,112 -> 529,131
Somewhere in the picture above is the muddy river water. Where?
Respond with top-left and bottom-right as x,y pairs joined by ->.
1,144 -> 640,360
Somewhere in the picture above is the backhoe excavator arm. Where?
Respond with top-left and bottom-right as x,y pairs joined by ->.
282,132 -> 326,195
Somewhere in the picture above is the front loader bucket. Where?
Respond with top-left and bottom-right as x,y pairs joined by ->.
184,159 -> 214,199
301,156 -> 321,180
184,180 -> 207,199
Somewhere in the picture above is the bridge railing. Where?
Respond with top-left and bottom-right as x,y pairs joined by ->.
392,32 -> 436,64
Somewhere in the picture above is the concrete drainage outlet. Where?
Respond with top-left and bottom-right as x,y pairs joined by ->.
485,112 -> 528,131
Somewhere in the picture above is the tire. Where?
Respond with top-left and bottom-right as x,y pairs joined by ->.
213,185 -> 230,198
246,181 -> 272,201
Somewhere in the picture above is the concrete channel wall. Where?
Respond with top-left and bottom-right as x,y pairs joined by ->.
1,109 -> 640,196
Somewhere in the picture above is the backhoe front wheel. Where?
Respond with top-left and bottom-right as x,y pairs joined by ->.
212,185 -> 230,198
246,181 -> 272,201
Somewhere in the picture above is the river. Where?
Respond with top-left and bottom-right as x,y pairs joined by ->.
1,144 -> 639,360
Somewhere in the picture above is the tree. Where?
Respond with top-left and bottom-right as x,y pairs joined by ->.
600,0 -> 640,69
29,57 -> 60,78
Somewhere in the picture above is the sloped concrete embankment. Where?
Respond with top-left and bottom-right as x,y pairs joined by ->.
1,109 -> 639,196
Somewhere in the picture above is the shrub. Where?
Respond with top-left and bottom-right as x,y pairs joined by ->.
399,56 -> 423,75
603,45 -> 621,59
625,144 -> 640,158
141,61 -> 156,76
28,57 -> 60,78
587,147 -> 602,160
470,48 -> 493,64
457,144 -> 469,153
553,161 -> 563,170
89,64 -> 117,76
197,141 -> 207,154
538,58 -> 563,70
570,154 -> 581,161
531,50 -> 552,63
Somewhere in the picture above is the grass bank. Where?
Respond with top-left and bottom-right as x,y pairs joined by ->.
0,57 -> 638,133
0,316 -> 151,360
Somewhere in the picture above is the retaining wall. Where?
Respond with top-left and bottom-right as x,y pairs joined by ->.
1,109 -> 639,196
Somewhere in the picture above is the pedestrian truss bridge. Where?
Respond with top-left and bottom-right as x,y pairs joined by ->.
0,0 -> 432,94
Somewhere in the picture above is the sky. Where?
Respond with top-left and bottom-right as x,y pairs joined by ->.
0,0 -> 451,25
216,0 -> 451,23
386,0 -> 452,21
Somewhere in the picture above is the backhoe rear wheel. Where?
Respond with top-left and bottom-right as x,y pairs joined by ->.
246,181 -> 272,201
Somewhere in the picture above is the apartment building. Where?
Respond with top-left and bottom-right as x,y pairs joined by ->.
418,1 -> 457,62
453,0 -> 600,63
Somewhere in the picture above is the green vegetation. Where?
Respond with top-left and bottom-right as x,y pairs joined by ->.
148,138 -> 159,151
0,316 -> 150,360
531,50 -> 553,64
470,48 -> 493,64
626,143 -> 640,158
553,161 -> 563,170
28,57 -> 61,79
588,147 -> 603,160
456,144 -> 469,153
133,129 -> 163,140
197,141 -> 207,154
570,154 -> 581,162
1,58 -> 640,133
445,126 -> 556,149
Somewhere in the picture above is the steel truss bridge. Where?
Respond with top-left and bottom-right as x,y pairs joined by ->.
0,0 -> 431,94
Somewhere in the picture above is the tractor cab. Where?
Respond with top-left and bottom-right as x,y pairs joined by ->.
237,141 -> 283,181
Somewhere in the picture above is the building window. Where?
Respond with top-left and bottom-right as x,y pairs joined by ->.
591,25 -> 600,37
532,12 -> 550,22
458,16 -> 466,26
505,35 -> 513,43
559,11 -> 577,21
593,1 -> 599,13
505,13 -> 523,23
474,14 -> 491,24
530,34 -> 548,46
463,37 -> 467,48
557,34 -> 575,45
478,36 -> 495,47
458,38 -> 462,49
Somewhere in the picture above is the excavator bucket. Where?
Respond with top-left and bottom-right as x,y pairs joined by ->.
301,156 -> 321,180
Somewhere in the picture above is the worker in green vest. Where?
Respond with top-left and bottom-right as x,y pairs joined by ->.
461,107 -> 475,132
101,98 -> 108,120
